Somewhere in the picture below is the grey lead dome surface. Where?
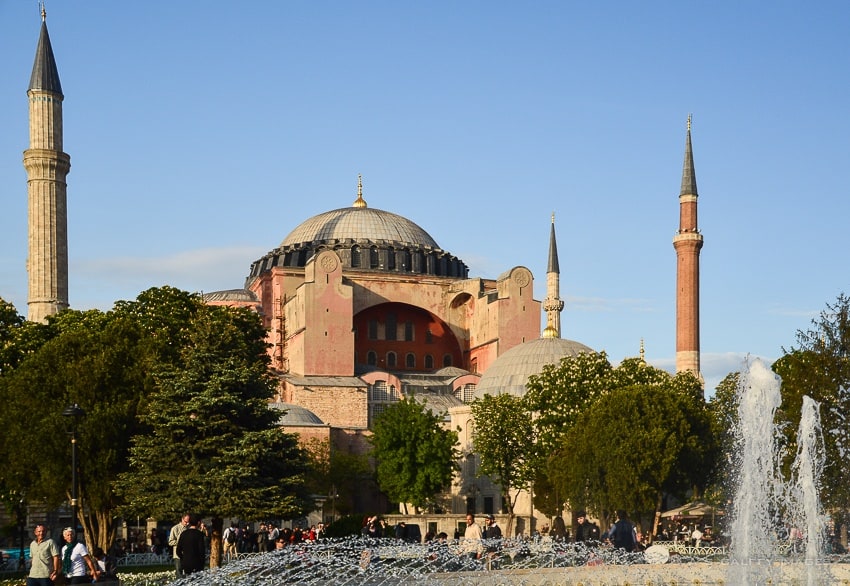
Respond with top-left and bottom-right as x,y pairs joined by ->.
473,337 -> 595,400
281,207 -> 440,249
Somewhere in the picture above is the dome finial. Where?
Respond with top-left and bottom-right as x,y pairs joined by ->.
40,1 -> 46,21
687,113 -> 692,132
353,174 -> 367,208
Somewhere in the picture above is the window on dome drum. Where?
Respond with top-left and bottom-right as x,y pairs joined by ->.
385,313 -> 397,341
404,321 -> 414,341
351,245 -> 361,268
367,351 -> 377,366
405,353 -> 415,368
387,247 -> 395,270
443,354 -> 453,367
424,354 -> 434,369
370,247 -> 379,269
368,320 -> 378,340
386,352 -> 397,368
401,250 -> 411,272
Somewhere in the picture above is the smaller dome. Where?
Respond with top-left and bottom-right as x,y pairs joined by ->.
474,337 -> 595,400
270,402 -> 324,426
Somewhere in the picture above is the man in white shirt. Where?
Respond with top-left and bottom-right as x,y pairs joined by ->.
461,513 -> 484,560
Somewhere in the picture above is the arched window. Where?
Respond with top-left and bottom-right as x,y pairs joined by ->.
351,245 -> 361,268
387,352 -> 397,368
367,351 -> 377,366
405,353 -> 415,368
424,354 -> 434,369
404,321 -> 414,341
370,247 -> 379,269
386,313 -> 397,341
442,354 -> 452,367
369,380 -> 400,428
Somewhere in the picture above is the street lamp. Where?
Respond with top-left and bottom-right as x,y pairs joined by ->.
15,498 -> 25,571
62,403 -> 85,539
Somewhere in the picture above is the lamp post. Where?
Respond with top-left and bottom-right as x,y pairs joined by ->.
15,498 -> 25,571
62,403 -> 85,539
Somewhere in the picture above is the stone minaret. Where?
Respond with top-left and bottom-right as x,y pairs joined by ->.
673,116 -> 703,379
24,7 -> 70,323
542,213 -> 564,339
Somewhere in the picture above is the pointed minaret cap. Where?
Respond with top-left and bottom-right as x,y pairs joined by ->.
352,174 -> 368,208
547,212 -> 559,274
29,4 -> 63,96
680,114 -> 698,197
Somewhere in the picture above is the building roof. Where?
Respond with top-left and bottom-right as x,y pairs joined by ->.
202,289 -> 259,303
270,402 -> 325,426
282,206 -> 440,250
29,20 -> 63,96
473,337 -> 595,399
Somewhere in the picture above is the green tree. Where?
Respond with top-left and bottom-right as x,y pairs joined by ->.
470,393 -> 535,535
369,397 -> 459,514
553,370 -> 714,535
115,304 -> 312,567
773,293 -> 850,513
0,310 -> 148,552
523,351 -> 613,456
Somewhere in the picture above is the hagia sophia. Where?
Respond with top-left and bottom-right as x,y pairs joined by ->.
21,12 -> 703,533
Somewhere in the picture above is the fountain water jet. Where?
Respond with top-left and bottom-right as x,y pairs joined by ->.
728,358 -> 828,585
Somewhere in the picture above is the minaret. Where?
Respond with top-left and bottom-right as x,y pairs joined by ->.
542,213 -> 564,339
24,6 -> 70,323
673,115 -> 703,379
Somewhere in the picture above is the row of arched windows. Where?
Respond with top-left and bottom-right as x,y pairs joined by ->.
365,351 -> 453,369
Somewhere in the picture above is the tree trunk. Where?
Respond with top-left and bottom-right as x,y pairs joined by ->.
209,517 -> 224,568
651,491 -> 663,545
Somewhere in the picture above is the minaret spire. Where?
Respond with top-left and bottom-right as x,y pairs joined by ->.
24,10 -> 70,322
542,212 -> 564,339
673,115 -> 703,384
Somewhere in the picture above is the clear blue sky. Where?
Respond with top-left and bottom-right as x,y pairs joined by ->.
1,1 -> 848,393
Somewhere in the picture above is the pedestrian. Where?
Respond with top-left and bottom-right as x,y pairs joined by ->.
176,515 -> 207,575
460,513 -> 484,560
167,513 -> 190,578
26,524 -> 60,586
611,510 -> 637,552
61,527 -> 101,583
574,510 -> 600,542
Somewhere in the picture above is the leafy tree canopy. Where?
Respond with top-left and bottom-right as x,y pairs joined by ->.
369,397 -> 459,512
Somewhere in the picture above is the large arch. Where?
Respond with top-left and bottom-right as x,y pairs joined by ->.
353,302 -> 464,372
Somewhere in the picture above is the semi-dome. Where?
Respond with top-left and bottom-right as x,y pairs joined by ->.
473,337 -> 595,400
282,206 -> 439,249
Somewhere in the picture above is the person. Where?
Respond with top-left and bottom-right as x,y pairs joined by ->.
91,547 -> 118,583
550,516 -> 569,541
482,514 -> 502,570
27,524 -> 60,586
483,514 -> 502,540
167,513 -> 190,578
611,510 -> 637,552
61,527 -> 101,583
176,515 -> 207,575
222,523 -> 239,560
460,513 -> 484,560
574,510 -> 600,543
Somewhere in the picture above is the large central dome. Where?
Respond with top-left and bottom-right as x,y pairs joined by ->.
247,180 -> 468,281
282,206 -> 439,249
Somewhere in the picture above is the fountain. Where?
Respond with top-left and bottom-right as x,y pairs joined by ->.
168,359 -> 847,585
728,358 -> 829,584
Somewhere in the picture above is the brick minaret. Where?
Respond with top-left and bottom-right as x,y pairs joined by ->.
24,7 -> 70,323
673,116 -> 703,379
